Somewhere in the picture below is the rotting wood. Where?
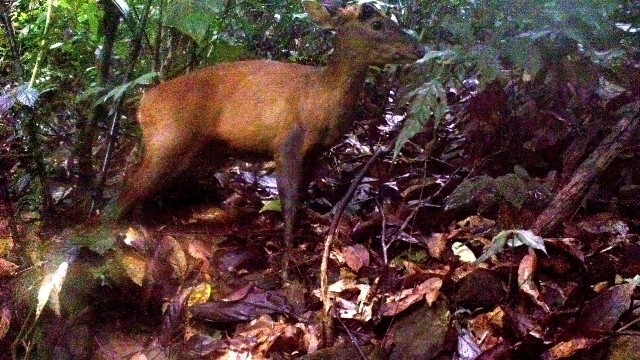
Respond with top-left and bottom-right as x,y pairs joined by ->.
532,110 -> 639,236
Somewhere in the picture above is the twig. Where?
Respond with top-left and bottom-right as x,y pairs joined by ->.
321,145 -> 388,345
335,316 -> 369,360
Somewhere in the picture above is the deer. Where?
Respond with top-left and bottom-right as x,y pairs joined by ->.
117,1 -> 424,271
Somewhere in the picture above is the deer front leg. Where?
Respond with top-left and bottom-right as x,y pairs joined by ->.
275,124 -> 309,276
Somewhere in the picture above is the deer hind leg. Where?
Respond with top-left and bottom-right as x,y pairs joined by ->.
117,131 -> 200,220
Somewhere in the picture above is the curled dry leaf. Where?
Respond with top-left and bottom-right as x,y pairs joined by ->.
469,306 -> 505,351
234,315 -> 321,357
518,251 -> 550,312
318,279 -> 374,321
380,277 -> 443,317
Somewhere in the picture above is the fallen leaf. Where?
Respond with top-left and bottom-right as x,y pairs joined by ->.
191,286 -> 294,323
518,251 -> 549,311
0,258 -> 18,277
0,307 -> 10,340
188,282 -> 212,306
380,277 -> 442,316
453,242 -> 477,263
425,232 -> 448,259
120,251 -> 147,286
577,280 -> 637,333
341,244 -> 369,272
457,328 -> 482,360
542,337 -> 597,360
36,260 -> 69,319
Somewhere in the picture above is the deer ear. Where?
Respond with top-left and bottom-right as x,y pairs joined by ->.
303,1 -> 335,29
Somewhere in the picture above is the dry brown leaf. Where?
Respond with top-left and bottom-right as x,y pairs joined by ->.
380,278 -> 443,316
0,307 -> 10,341
469,307 -> 505,351
518,251 -> 550,312
120,251 -> 147,286
426,232 -> 448,259
342,244 -> 369,272
0,258 -> 18,277
187,239 -> 213,260
577,280 -> 636,333
543,337 -> 597,360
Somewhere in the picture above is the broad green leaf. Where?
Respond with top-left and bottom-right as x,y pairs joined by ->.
393,81 -> 447,159
98,72 -> 159,105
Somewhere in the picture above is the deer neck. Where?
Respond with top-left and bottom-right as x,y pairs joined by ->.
322,51 -> 370,111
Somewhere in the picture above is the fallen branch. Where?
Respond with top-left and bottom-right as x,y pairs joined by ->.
532,109 -> 639,236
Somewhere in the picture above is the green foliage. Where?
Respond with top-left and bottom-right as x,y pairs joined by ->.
97,71 -> 159,106
394,80 -> 447,158
165,0 -> 226,44
164,0 -> 309,64
444,172 -> 552,213
67,227 -> 118,255
394,0 -> 638,154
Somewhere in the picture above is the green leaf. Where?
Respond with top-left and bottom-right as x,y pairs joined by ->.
98,72 -> 159,105
511,230 -> 547,254
393,81 -> 447,159
444,175 -> 496,212
165,0 -> 226,44
260,199 -> 282,213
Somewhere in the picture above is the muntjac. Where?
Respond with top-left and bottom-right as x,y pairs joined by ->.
117,1 -> 424,266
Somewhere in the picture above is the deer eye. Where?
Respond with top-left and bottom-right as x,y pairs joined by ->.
371,20 -> 383,31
